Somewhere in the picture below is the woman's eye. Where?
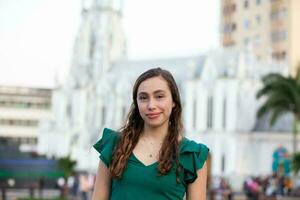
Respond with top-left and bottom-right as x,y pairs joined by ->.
138,96 -> 147,100
157,95 -> 164,99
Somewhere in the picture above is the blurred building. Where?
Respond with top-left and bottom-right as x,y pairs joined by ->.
38,0 -> 126,169
221,0 -> 300,75
38,0 -> 298,190
0,85 -> 52,155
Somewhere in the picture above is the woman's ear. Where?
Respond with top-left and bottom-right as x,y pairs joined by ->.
172,103 -> 175,108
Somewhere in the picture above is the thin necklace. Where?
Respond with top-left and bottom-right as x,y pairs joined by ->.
142,136 -> 163,158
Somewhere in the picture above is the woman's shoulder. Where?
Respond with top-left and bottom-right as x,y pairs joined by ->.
101,127 -> 120,140
179,137 -> 210,184
93,128 -> 120,148
93,127 -> 120,167
179,137 -> 209,155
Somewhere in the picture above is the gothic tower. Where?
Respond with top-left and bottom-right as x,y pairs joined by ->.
68,0 -> 126,88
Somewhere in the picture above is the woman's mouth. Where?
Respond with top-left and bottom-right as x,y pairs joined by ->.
146,113 -> 161,119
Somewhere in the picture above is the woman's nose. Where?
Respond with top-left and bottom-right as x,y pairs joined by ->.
147,98 -> 156,110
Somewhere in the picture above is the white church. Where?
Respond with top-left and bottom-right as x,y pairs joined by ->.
37,0 -> 295,189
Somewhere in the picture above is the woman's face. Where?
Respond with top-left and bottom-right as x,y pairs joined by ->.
137,76 -> 175,128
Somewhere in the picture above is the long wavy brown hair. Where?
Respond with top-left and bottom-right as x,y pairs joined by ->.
110,67 -> 183,180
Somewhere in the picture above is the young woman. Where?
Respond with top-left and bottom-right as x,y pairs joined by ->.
92,68 -> 209,200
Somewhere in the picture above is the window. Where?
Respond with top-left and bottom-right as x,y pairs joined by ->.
271,30 -> 287,42
122,106 -> 127,120
223,3 -> 236,15
0,119 -> 38,127
244,0 -> 249,9
279,8 -> 287,19
256,0 -> 261,5
223,24 -> 235,33
256,15 -> 261,25
281,51 -> 286,59
270,11 -> 277,20
66,103 -> 72,118
221,154 -> 226,173
272,51 -> 287,60
223,24 -> 231,33
89,32 -> 96,59
281,30 -> 287,40
223,23 -> 236,33
271,8 -> 287,21
271,32 -> 277,41
193,99 -> 197,129
224,41 -> 236,47
244,19 -> 251,29
244,37 -> 250,46
232,23 -> 236,31
256,55 -> 261,60
0,99 -> 50,109
232,4 -> 236,12
101,106 -> 106,125
223,98 -> 227,129
254,35 -> 261,45
223,5 -> 230,15
207,96 -> 213,129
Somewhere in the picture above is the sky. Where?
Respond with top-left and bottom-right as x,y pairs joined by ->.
0,0 -> 220,88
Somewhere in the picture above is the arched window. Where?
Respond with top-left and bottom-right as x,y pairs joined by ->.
207,95 -> 213,129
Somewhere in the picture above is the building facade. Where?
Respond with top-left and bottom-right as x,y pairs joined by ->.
0,85 -> 52,153
221,0 -> 300,75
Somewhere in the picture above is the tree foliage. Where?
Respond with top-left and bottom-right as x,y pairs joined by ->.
256,65 -> 300,166
58,155 -> 77,178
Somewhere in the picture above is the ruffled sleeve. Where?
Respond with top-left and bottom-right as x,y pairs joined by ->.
179,139 -> 209,184
93,128 -> 120,167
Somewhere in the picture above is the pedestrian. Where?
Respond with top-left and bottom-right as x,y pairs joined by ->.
57,177 -> 65,198
243,177 -> 260,200
70,172 -> 79,200
1,181 -> 7,200
266,173 -> 277,197
38,176 -> 45,199
218,177 -> 233,200
79,172 -> 92,200
29,182 -> 35,199
92,68 -> 210,200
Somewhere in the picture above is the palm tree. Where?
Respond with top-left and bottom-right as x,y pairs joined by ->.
58,155 -> 77,178
57,155 -> 77,198
256,67 -> 300,157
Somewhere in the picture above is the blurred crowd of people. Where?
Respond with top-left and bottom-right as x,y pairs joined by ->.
0,171 -> 96,200
243,173 -> 300,200
210,176 -> 233,200
209,173 -> 300,200
56,171 -> 95,200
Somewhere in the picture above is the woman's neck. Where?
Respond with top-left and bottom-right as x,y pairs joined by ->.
142,122 -> 169,141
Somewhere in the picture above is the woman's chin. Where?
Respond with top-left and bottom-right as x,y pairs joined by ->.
144,120 -> 167,128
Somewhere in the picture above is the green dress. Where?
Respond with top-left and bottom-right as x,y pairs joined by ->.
93,128 -> 209,200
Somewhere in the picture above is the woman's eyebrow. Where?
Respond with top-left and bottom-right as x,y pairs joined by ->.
137,91 -> 148,96
138,90 -> 165,96
153,90 -> 165,94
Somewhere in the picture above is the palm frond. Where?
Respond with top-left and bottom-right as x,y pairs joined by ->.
257,93 -> 293,118
257,74 -> 290,99
258,74 -> 300,113
270,106 -> 289,126
261,73 -> 286,85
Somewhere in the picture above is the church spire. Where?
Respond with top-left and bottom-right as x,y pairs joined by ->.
67,0 -> 126,87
